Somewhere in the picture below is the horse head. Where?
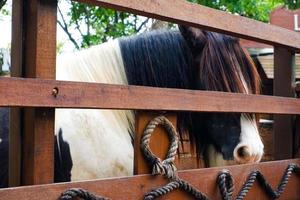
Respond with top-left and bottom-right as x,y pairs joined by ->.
179,25 -> 264,166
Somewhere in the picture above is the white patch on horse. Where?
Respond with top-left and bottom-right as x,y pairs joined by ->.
234,114 -> 264,163
56,40 -> 135,181
206,66 -> 263,167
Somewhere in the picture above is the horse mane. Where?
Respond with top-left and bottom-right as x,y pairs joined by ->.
119,30 -> 194,89
56,40 -> 127,85
193,31 -> 261,95
119,30 -> 195,146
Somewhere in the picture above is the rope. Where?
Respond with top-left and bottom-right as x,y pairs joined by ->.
140,115 -> 179,179
144,179 -> 209,200
218,163 -> 300,200
217,170 -> 234,200
141,115 -> 209,199
59,188 -> 110,200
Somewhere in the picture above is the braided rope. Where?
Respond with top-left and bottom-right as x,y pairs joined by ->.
144,178 -> 209,200
217,170 -> 234,200
236,163 -> 300,200
59,188 -> 110,200
140,115 -> 179,179
141,115 -> 209,199
217,163 -> 300,200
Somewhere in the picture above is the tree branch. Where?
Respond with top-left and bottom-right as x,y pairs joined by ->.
0,0 -> 7,11
57,5 -> 80,49
83,6 -> 91,46
136,18 -> 150,32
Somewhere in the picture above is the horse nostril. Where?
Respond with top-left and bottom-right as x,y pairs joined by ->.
237,146 -> 250,159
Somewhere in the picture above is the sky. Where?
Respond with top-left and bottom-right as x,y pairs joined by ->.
0,1 -> 74,53
0,0 -> 12,49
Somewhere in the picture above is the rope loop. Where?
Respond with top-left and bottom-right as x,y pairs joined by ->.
140,115 -> 179,179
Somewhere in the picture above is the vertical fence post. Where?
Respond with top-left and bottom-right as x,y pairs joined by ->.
10,0 -> 57,185
273,47 -> 295,160
9,0 -> 24,187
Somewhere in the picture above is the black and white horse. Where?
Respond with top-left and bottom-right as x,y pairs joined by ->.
0,25 -> 264,186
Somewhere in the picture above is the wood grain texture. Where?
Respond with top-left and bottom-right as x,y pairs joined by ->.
0,159 -> 299,200
9,0 -> 24,187
134,112 -> 202,176
20,0 -> 57,185
134,112 -> 178,175
273,48 -> 295,160
76,0 -> 300,51
0,77 -> 300,114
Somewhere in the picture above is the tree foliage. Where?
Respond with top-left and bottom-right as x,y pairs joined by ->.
188,0 -> 285,22
0,0 -> 6,10
284,0 -> 300,9
59,0 -> 300,50
58,0 -> 149,49
0,0 -> 8,17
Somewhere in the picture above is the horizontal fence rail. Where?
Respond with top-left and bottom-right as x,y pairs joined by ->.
76,0 -> 300,51
0,77 -> 300,114
0,159 -> 299,200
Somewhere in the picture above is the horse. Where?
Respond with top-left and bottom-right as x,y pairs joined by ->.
0,25 -> 264,186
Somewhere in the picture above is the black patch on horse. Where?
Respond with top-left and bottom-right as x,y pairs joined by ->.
0,108 -> 9,188
54,128 -> 73,182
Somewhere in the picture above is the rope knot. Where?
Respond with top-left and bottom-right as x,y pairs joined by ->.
140,115 -> 179,179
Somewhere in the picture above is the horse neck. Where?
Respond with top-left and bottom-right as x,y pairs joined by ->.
56,40 -> 134,140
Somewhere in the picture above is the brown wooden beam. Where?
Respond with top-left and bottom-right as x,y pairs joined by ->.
1,77 -> 300,115
76,0 -> 300,51
19,0 -> 57,185
273,47 -> 296,160
0,159 -> 299,200
9,0 -> 24,187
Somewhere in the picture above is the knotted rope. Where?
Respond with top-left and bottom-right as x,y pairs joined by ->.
217,163 -> 300,200
140,115 -> 178,179
141,115 -> 209,200
59,188 -> 110,200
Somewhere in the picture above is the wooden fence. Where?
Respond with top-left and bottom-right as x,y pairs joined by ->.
0,0 -> 299,199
